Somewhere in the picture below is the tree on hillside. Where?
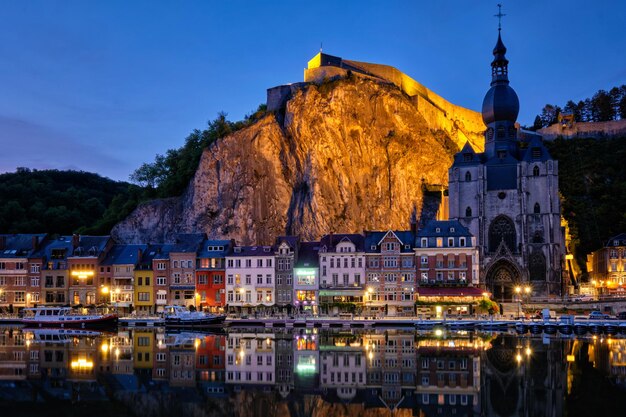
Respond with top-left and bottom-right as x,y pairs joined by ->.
130,105 -> 267,197
539,104 -> 561,128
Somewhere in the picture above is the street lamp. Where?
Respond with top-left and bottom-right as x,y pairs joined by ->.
366,287 -> 373,317
515,286 -> 522,318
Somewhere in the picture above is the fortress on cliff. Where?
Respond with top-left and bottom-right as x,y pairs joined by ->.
267,52 -> 487,151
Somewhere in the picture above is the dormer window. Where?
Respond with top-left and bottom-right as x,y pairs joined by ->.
404,244 -> 410,250
370,245 -> 377,250
447,238 -> 454,247
532,147 -> 541,159
435,228 -> 441,233
450,227 -> 455,233
234,247 -> 242,253
463,153 -> 472,162
421,238 -> 427,247
465,171 -> 471,182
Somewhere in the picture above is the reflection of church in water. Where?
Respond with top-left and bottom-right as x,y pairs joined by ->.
481,334 -> 567,417
448,27 -> 563,300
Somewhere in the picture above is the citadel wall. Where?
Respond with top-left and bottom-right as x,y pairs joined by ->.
538,119 -> 626,140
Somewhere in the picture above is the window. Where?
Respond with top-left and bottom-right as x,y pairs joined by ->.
30,264 -> 41,273
15,292 -> 25,303
466,206 -> 472,217
245,275 -> 251,285
227,275 -> 234,285
460,237 -> 466,246
447,238 -> 454,247
534,202 -> 540,214
532,147 -> 541,159
420,256 -> 428,265
465,171 -> 471,181
157,277 -> 166,286
533,165 -> 540,176
266,275 -> 272,284
436,238 -> 443,248
266,259 -> 272,267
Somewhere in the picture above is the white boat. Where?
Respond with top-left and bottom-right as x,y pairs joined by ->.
21,307 -> 118,328
29,328 -> 103,343
163,305 -> 226,328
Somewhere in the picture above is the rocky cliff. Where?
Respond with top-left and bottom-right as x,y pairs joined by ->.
112,76 -> 484,244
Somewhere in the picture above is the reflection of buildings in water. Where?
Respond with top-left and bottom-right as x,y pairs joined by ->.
364,330 -> 416,408
609,339 -> 626,386
320,331 -> 365,401
481,334 -> 566,417
225,332 -> 276,387
414,333 -> 482,415
195,333 -> 226,393
294,330 -> 319,390
275,331 -> 294,398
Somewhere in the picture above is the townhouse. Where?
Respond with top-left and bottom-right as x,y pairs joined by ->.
152,244 -> 173,313
364,230 -> 416,317
0,234 -> 45,311
67,235 -> 111,306
318,234 -> 366,315
169,234 -> 205,309
415,220 -> 482,316
225,245 -> 275,312
274,236 -> 298,310
293,241 -> 319,314
196,239 -> 232,312
101,244 -> 146,313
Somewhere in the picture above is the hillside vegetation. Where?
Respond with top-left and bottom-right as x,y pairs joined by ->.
0,168 -> 142,235
546,136 -> 626,271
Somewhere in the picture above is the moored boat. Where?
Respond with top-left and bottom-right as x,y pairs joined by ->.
163,305 -> 226,328
21,307 -> 118,329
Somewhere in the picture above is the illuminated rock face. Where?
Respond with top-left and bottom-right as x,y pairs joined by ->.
113,77 -> 472,244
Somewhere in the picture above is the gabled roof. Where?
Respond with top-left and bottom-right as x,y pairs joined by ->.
69,235 -> 110,257
522,135 -> 552,163
416,220 -> 472,238
171,233 -> 206,253
0,233 -> 47,258
451,141 -> 483,166
606,233 -> 626,247
319,233 -> 365,252
294,241 -> 320,268
274,235 -> 299,249
197,239 -> 233,257
229,245 -> 274,257
101,244 -> 147,266
364,230 -> 415,253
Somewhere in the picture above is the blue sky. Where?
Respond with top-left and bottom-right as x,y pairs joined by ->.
1,0 -> 624,181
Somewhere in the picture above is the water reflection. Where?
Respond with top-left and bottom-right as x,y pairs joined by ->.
1,326 -> 626,416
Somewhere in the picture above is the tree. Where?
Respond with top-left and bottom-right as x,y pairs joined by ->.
591,90 -> 614,121
532,115 -> 543,131
539,104 -> 561,127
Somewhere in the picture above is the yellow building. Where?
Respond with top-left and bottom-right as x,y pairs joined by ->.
134,266 -> 154,314
133,330 -> 154,370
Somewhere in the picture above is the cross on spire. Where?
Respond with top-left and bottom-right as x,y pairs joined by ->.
494,4 -> 506,31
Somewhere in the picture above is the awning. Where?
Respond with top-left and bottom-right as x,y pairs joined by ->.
417,287 -> 484,297
319,290 -> 363,297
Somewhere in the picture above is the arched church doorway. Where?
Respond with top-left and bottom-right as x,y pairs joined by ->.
486,259 -> 521,302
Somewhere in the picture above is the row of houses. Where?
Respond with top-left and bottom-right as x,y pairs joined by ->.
0,219 -> 483,316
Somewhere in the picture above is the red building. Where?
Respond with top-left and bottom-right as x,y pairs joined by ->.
196,239 -> 232,313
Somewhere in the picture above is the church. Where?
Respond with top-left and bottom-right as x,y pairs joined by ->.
447,29 -> 564,300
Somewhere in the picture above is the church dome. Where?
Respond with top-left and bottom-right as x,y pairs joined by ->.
482,84 -> 519,125
481,32 -> 519,126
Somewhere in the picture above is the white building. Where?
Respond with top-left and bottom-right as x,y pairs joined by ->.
225,332 -> 275,386
318,234 -> 366,313
225,246 -> 275,310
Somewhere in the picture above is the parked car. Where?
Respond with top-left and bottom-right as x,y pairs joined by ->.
572,294 -> 595,302
617,311 -> 626,320
589,311 -> 610,320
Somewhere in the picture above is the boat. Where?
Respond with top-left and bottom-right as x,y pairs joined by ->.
29,328 -> 103,343
21,307 -> 118,329
163,305 -> 226,328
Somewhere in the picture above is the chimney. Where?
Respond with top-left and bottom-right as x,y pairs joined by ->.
72,234 -> 80,250
0,236 -> 5,251
32,236 -> 39,250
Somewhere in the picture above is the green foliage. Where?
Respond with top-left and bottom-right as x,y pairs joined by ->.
130,106 -> 267,197
475,298 -> 499,315
0,169 -> 140,235
533,85 -> 626,129
547,137 -> 626,271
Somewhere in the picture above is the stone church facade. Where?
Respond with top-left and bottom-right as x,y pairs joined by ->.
447,31 -> 563,300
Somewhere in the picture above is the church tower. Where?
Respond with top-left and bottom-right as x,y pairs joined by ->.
447,24 -> 564,300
